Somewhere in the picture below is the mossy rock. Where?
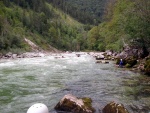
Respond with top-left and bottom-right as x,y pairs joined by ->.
144,58 -> 150,75
82,97 -> 95,112
55,94 -> 95,113
116,58 -> 121,65
125,58 -> 137,68
125,63 -> 131,68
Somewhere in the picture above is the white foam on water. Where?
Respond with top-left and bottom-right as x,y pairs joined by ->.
0,52 -> 149,113
66,54 -> 93,64
20,58 -> 48,65
0,62 -> 15,67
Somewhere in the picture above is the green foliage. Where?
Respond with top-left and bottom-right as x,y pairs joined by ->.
87,26 -> 99,50
87,26 -> 106,51
87,0 -> 150,52
106,39 -> 123,51
123,0 -> 150,50
0,34 -> 25,51
1,0 -> 149,53
0,0 -> 88,53
99,0 -> 133,51
47,0 -> 108,25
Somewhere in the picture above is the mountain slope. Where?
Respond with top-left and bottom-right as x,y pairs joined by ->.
47,0 -> 109,25
0,0 -> 86,54
86,0 -> 150,53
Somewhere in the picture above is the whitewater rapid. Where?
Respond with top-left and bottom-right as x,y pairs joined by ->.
0,52 -> 149,113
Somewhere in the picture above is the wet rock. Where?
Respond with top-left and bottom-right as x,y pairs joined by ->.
54,94 -> 95,113
2,53 -> 18,59
96,60 -> 102,63
88,52 -> 106,60
144,57 -> 150,75
96,60 -> 109,64
16,52 -> 45,58
105,50 -> 113,56
95,55 -> 105,60
116,57 -> 137,68
4,52 -> 13,58
12,54 -> 17,59
137,63 -> 145,72
116,51 -> 128,59
125,58 -> 137,68
138,47 -> 149,59
103,101 -> 129,113
76,54 -> 81,57
103,50 -> 115,60
116,45 -> 149,59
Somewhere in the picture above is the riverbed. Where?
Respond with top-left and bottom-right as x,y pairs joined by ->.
0,52 -> 149,113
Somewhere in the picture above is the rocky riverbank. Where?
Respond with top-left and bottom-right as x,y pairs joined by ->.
0,52 -> 47,59
114,45 -> 150,76
1,48 -> 149,76
89,45 -> 150,76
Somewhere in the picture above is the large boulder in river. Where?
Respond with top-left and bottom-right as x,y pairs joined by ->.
125,58 -> 137,68
116,46 -> 138,59
103,50 -> 114,60
54,94 -> 95,113
103,101 -> 129,113
115,45 -> 149,68
95,55 -> 105,60
116,45 -> 149,59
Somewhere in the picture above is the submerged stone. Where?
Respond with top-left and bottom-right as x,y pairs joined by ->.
96,60 -> 109,64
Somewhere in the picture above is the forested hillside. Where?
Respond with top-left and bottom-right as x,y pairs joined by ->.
47,0 -> 109,25
87,0 -> 150,53
0,0 -> 87,54
0,0 -> 149,55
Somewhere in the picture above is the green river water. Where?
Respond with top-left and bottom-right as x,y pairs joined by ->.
0,52 -> 149,113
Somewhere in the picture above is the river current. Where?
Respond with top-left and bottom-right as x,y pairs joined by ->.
0,52 -> 149,113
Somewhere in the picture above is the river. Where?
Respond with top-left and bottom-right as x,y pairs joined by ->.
0,52 -> 149,113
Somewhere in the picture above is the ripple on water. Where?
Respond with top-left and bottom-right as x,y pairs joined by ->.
0,54 -> 150,113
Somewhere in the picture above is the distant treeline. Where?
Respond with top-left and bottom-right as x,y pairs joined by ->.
0,0 -> 149,54
47,0 -> 109,25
